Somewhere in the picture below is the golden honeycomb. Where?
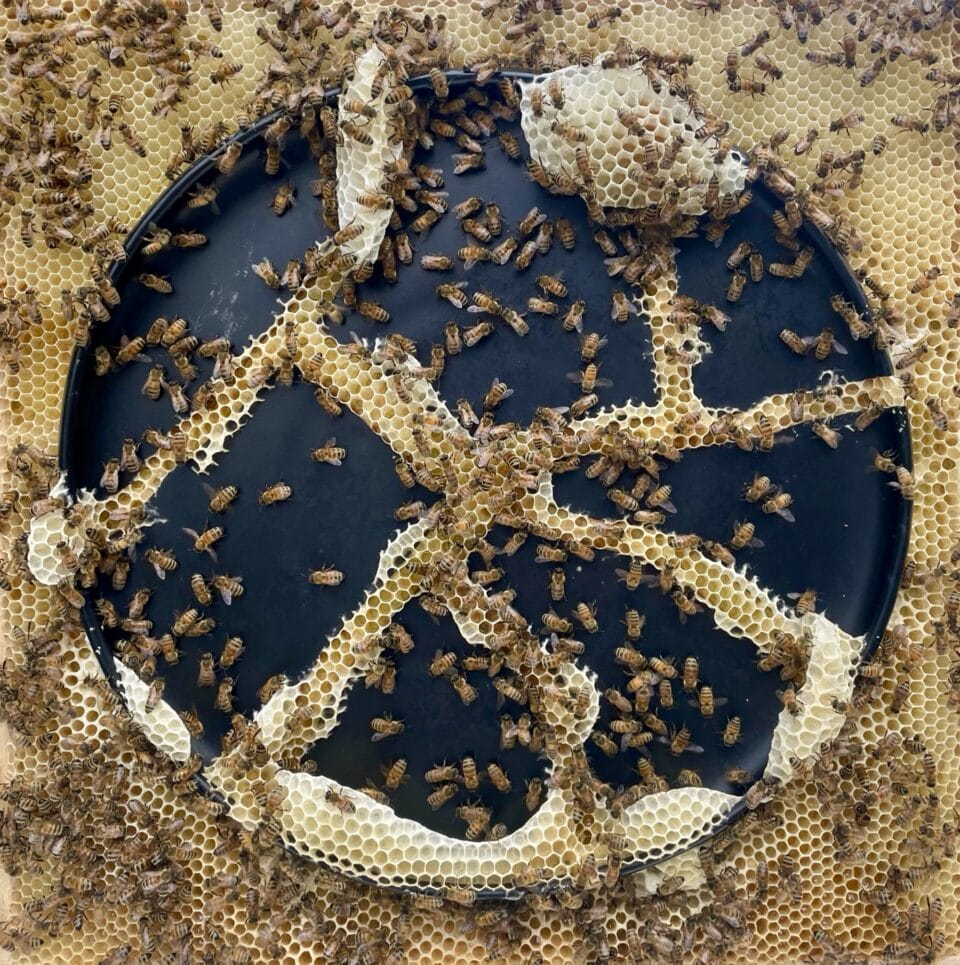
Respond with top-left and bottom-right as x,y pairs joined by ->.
519,62 -> 748,214
0,0 -> 958,962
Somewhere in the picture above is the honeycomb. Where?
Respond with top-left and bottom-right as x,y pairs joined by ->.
519,62 -> 748,214
0,0 -> 958,962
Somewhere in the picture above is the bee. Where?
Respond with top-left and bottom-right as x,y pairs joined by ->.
201,483 -> 238,513
678,655 -> 700,693
889,465 -> 915,500
145,547 -> 178,580
808,327 -> 847,361
662,724 -> 703,756
501,307 -> 529,336
926,398 -> 951,431
460,756 -> 480,790
776,685 -> 802,717
120,439 -> 140,472
100,458 -> 120,493
830,110 -> 864,134
326,787 -> 356,814
536,543 -> 567,564
548,567 -> 566,602
269,182 -> 295,216
560,299 -> 587,334
574,601 -> 598,633
615,558 -> 644,591
779,328 -> 808,355
308,567 -> 344,586
190,572 -> 212,605
252,258 -> 281,289
730,520 -> 763,551
425,763 -> 459,784
219,636 -> 245,669
437,281 -> 469,308
726,270 -> 746,302
487,762 -> 511,793
427,783 -> 458,809
311,438 -> 346,465
811,420 -> 841,449
483,378 -> 513,409
754,53 -> 783,80
891,114 -> 929,135
611,290 -> 640,322
182,525 -> 223,560
740,475 -> 772,506
197,652 -> 216,687
382,758 -> 408,791
909,266 -> 941,294
451,674 -> 477,705
370,714 -> 404,741
787,588 -> 817,617
762,491 -> 795,522
211,574 -> 244,606
672,589 -> 702,623
138,273 -> 173,293
259,482 -> 292,505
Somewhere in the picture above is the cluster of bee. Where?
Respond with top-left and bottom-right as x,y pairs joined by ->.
1,0 -> 958,955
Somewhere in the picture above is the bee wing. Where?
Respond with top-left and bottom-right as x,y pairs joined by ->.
594,377 -> 613,388
566,371 -> 585,383
370,732 -> 391,742
777,507 -> 796,523
201,482 -> 216,499
205,547 -> 219,564
152,563 -> 166,581
686,742 -> 705,754
181,527 -> 199,539
831,339 -> 849,355
749,536 -> 765,548
658,499 -> 677,514
714,696 -> 729,708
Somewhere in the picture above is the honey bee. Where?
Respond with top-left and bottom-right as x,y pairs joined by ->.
370,714 -> 404,741
549,567 -> 566,601
778,328 -> 808,355
310,437 -> 346,466
891,114 -> 929,135
574,601 -> 598,633
762,490 -> 795,522
197,652 -> 216,687
776,685 -> 802,717
437,281 -> 469,308
830,109 -> 864,134
460,755 -> 480,790
487,762 -> 511,792
266,182 -> 296,216
427,783 -> 458,810
536,543 -> 567,564
483,378 -> 513,410
259,482 -> 292,505
308,566 -> 344,586
726,270 -> 746,302
381,758 -> 408,791
141,223 -> 172,256
99,458 -> 120,493
562,299 -> 586,334
611,290 -> 640,322
662,724 -> 703,756
672,589 -> 703,623
908,266 -> 941,294
144,547 -> 178,580
787,588 -> 817,617
251,257 -> 281,289
190,572 -> 212,605
138,273 -> 173,294
210,573 -> 244,606
451,674 -> 477,705
425,763 -> 459,784
730,520 -> 763,550
325,787 -> 356,814
219,636 -> 245,669
181,526 -> 223,561
809,327 -> 848,360
811,420 -> 841,449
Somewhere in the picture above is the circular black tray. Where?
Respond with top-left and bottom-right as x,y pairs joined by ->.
59,70 -> 910,891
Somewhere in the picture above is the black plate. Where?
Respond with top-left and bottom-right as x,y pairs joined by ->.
59,71 -> 910,889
